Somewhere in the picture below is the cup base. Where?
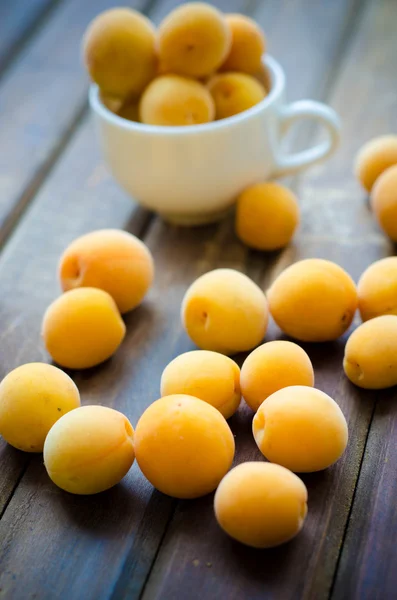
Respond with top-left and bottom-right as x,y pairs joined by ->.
159,206 -> 233,227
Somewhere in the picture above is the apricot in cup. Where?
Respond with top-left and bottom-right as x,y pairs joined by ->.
42,288 -> 125,369
214,462 -> 308,548
207,72 -> 266,119
134,394 -> 235,498
82,8 -> 157,98
253,386 -> 348,472
0,363 -> 80,453
221,14 -> 266,74
157,3 -> 231,78
181,268 -> 268,355
44,405 -> 135,494
139,75 -> 214,126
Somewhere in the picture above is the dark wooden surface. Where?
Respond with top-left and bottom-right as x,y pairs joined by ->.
0,0 -> 396,598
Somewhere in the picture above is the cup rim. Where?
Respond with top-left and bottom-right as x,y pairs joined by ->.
89,54 -> 285,135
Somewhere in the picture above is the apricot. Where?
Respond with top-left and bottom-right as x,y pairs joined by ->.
139,75 -> 214,126
44,405 -> 135,494
0,363 -> 80,453
358,257 -> 397,321
241,341 -> 314,412
236,182 -> 300,251
181,268 -> 268,355
134,394 -> 234,498
254,63 -> 272,93
221,14 -> 266,74
207,72 -> 266,119
253,386 -> 348,472
267,259 -> 358,342
343,315 -> 397,389
370,164 -> 397,242
214,462 -> 308,548
82,8 -> 157,99
157,3 -> 231,78
42,288 -> 125,370
160,350 -> 241,419
354,135 -> 397,192
58,229 -> 154,314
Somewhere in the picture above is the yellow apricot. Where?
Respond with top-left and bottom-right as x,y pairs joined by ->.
139,75 -> 214,126
181,268 -> 268,355
221,14 -> 266,74
44,405 -> 135,494
58,229 -> 154,314
358,257 -> 397,321
0,363 -> 80,453
370,164 -> 397,242
42,288 -> 125,370
214,462 -> 307,548
267,259 -> 358,342
160,350 -> 241,419
82,8 -> 157,99
354,135 -> 397,192
343,315 -> 397,389
207,72 -> 266,119
253,386 -> 348,472
134,394 -> 234,498
241,341 -> 314,412
253,63 -> 272,93
236,182 -> 300,251
157,3 -> 231,78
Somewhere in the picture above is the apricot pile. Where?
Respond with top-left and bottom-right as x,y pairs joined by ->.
82,3 -> 268,125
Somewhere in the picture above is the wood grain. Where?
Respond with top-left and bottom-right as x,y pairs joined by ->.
0,0 -> 58,75
0,0 -> 149,248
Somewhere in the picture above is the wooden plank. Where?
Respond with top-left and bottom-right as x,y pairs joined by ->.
0,0 -> 148,247
0,0 -> 58,75
324,0 -> 397,597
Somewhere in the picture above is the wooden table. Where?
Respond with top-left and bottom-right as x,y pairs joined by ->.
0,0 -> 396,598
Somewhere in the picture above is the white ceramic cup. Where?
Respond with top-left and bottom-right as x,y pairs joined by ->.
90,55 -> 340,226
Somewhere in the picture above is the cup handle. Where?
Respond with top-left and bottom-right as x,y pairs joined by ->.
273,100 -> 341,176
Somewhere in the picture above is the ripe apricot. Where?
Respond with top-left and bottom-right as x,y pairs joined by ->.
157,3 -> 231,78
370,164 -> 397,242
42,288 -> 125,370
343,315 -> 397,389
241,341 -> 314,412
253,63 -> 272,93
358,257 -> 397,321
0,363 -> 80,453
267,259 -> 358,342
181,268 -> 268,355
221,14 -> 266,74
253,386 -> 348,472
44,405 -> 135,494
160,350 -> 241,419
134,394 -> 234,498
82,8 -> 157,99
236,182 -> 300,251
354,135 -> 397,192
207,72 -> 266,119
214,462 -> 308,548
139,75 -> 214,126
58,229 -> 154,314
